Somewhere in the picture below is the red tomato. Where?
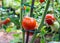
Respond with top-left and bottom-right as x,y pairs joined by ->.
22,16 -> 36,30
40,0 -> 45,3
3,18 -> 10,25
45,14 -> 55,25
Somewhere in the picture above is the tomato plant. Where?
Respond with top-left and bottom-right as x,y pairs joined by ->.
1,0 -> 60,43
22,16 -> 36,30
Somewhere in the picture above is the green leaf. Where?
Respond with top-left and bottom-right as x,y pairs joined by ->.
6,28 -> 12,33
40,26 -> 47,36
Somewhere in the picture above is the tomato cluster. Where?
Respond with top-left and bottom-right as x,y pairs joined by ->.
45,14 -> 56,25
22,16 -> 36,31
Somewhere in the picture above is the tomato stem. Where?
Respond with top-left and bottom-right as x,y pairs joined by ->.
20,0 -> 24,28
22,29 -> 25,43
38,0 -> 50,30
2,0 -> 3,8
30,0 -> 35,17
21,0 -> 25,43
58,28 -> 60,41
26,31 -> 29,43
30,0 -> 50,43
41,36 -> 46,43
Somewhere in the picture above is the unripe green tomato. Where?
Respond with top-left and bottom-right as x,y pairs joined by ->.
51,21 -> 59,32
53,21 -> 59,29
15,9 -> 20,14
9,22 -> 14,28
26,7 -> 30,12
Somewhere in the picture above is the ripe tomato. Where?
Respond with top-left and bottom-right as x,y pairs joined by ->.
45,14 -> 55,25
22,16 -> 36,30
40,0 -> 45,3
3,18 -> 10,25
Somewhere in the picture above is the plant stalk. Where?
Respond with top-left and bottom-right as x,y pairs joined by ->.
30,0 -> 35,17
20,0 -> 25,43
26,31 -> 29,43
30,0 -> 50,43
